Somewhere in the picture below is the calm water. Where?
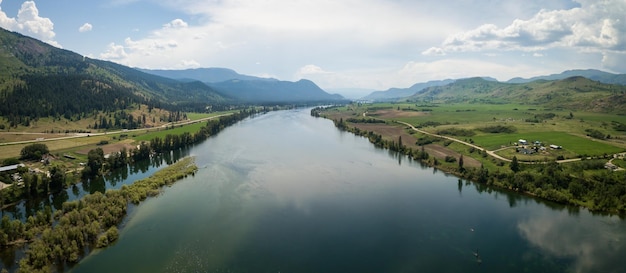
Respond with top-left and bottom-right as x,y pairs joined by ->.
67,108 -> 625,273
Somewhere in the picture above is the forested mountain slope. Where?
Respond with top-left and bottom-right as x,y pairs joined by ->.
0,27 -> 229,126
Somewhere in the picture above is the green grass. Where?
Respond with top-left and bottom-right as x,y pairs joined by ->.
133,122 -> 207,142
472,131 -> 623,156
186,110 -> 238,121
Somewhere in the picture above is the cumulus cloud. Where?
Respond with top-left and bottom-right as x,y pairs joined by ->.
297,65 -> 330,75
0,0 -> 59,47
100,42 -> 128,60
422,47 -> 446,56
436,0 -> 626,54
79,23 -> 93,33
164,18 -> 188,28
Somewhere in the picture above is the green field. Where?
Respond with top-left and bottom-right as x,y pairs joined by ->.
472,131 -> 624,155
134,122 -> 207,142
339,102 -> 626,158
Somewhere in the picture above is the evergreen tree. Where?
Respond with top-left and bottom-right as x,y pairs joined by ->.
510,156 -> 520,173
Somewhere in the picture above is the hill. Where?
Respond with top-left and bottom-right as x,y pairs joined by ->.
362,79 -> 455,101
407,77 -> 626,112
141,68 -> 345,103
507,69 -> 626,85
209,79 -> 345,103
138,67 -> 275,83
0,27 -> 230,127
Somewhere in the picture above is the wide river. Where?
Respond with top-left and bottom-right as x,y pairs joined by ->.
68,108 -> 625,273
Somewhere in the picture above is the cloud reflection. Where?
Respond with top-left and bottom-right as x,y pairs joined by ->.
518,210 -> 626,273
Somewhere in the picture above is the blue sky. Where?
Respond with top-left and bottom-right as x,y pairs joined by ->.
1,0 -> 625,92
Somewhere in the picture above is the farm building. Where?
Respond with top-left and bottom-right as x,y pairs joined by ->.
0,164 -> 25,173
518,139 -> 528,145
549,144 -> 562,149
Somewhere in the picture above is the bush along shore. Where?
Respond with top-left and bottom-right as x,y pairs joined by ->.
6,157 -> 197,273
312,108 -> 626,214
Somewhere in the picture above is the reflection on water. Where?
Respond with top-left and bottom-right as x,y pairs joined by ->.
33,109 -> 626,273
518,211 -> 626,273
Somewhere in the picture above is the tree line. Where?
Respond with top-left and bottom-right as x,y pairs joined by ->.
318,110 -> 626,213
2,108 -> 261,272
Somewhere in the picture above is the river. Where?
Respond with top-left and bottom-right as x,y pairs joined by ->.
53,108 -> 626,272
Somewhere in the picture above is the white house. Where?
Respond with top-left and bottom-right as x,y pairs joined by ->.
518,139 -> 528,145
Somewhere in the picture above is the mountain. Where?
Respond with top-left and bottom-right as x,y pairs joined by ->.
138,68 -> 276,83
406,77 -> 626,112
326,88 -> 376,100
507,69 -> 626,85
209,79 -> 345,103
141,68 -> 345,103
363,79 -> 456,100
0,27 -> 229,125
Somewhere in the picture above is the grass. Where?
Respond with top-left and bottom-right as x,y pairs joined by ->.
134,122 -> 207,142
325,102 -> 626,161
0,110 -> 236,161
472,131 -> 623,156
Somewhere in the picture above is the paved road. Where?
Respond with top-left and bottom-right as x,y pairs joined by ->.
0,113 -> 233,147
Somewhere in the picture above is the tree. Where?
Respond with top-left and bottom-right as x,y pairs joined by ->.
86,148 -> 105,176
510,156 -> 520,173
458,155 -> 465,172
49,166 -> 65,192
20,143 -> 49,160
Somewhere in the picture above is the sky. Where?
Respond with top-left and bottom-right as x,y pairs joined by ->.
1,0 -> 626,94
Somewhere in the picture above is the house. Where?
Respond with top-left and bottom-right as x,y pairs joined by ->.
0,164 -> 25,173
549,144 -> 562,149
605,163 -> 618,170
518,139 -> 528,145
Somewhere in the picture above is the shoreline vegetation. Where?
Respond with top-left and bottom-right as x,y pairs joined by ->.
312,105 -> 626,214
14,157 -> 197,273
1,107 -> 264,273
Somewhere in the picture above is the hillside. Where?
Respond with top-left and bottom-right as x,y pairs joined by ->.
363,79 -> 456,101
507,69 -> 626,85
407,77 -> 626,112
0,27 -> 229,127
138,67 -> 276,83
141,68 -> 345,103
209,79 -> 345,103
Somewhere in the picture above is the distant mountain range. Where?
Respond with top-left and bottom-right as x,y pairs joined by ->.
362,79 -> 456,100
0,26 -> 345,125
363,70 -> 626,101
140,68 -> 345,103
506,69 -> 626,85
406,76 -> 626,112
138,68 -> 275,83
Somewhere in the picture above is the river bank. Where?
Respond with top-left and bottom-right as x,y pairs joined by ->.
8,157 -> 197,273
312,106 -> 626,214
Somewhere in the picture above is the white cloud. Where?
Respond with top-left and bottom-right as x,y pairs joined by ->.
100,42 -> 128,60
297,65 -> 329,75
422,47 -> 446,56
436,0 -> 626,54
0,0 -> 59,47
164,18 -> 188,29
79,23 -> 93,33
93,0 -> 626,89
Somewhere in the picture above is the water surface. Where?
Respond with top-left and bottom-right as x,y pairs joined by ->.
71,108 -> 626,273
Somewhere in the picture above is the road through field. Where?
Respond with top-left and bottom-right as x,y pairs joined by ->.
0,114 -> 232,147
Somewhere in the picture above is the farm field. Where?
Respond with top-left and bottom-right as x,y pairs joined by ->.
328,102 -> 626,160
0,111 -> 235,161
